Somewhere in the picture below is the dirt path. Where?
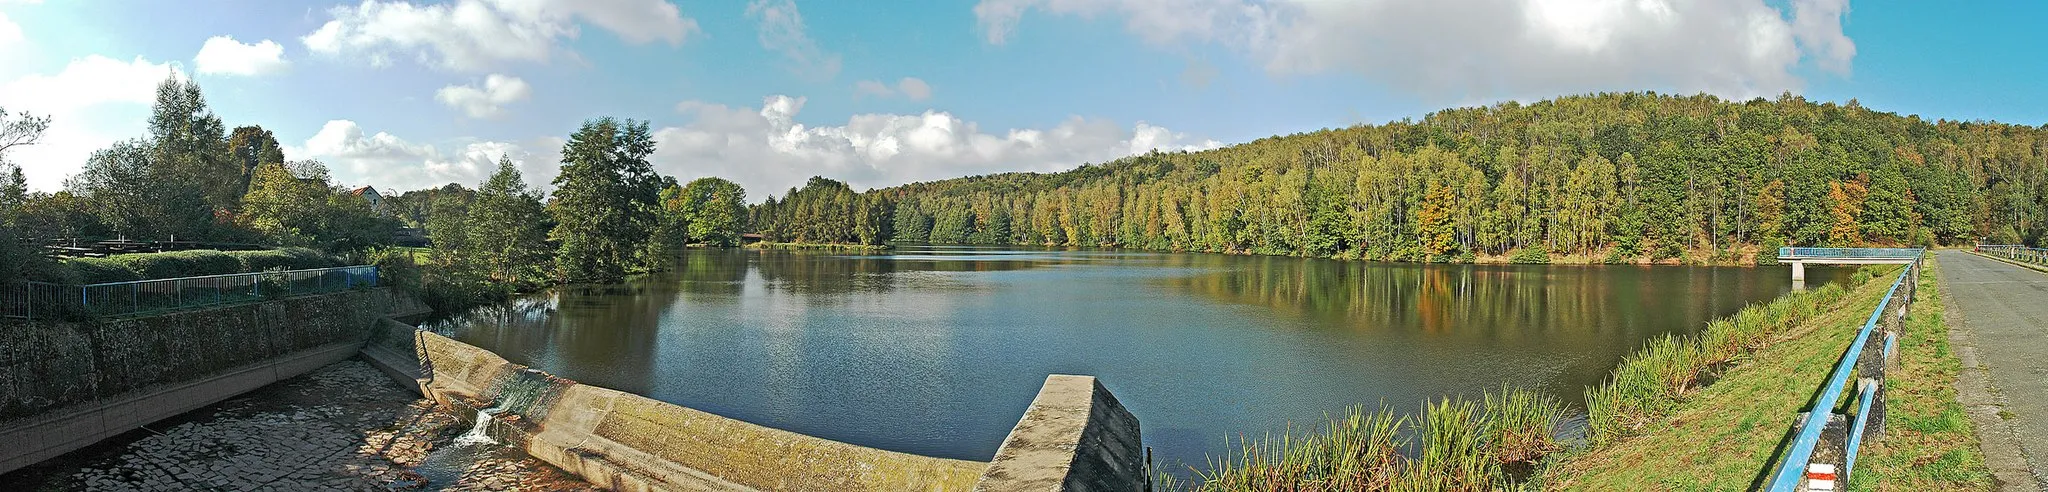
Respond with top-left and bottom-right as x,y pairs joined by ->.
1935,249 -> 2048,491
0,359 -> 597,491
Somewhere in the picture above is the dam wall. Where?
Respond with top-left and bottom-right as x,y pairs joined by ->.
409,329 -> 1147,491
0,288 -> 424,474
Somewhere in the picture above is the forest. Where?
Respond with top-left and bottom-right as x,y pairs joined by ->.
756,92 -> 2032,264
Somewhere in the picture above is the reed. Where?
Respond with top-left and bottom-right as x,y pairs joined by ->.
1402,398 -> 1497,491
1483,388 -> 1566,465
1180,266 -> 1893,490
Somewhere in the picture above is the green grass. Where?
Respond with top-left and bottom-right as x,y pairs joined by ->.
1164,390 -> 1566,491
1547,266 -> 1891,489
1842,259 -> 1992,491
1553,260 -> 1992,491
1169,260 -> 1990,491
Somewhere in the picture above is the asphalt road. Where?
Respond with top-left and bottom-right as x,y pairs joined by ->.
1935,249 -> 2048,490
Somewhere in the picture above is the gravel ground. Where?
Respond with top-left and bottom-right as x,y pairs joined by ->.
0,359 -> 597,492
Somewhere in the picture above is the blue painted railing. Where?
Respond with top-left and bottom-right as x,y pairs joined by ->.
1766,254 -> 1920,490
1975,244 -> 2048,266
1778,247 -> 1924,260
1,265 -> 378,320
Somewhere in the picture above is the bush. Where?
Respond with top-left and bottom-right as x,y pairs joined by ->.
1509,245 -> 1552,264
1756,238 -> 1783,266
64,257 -> 143,283
61,248 -> 346,283
110,250 -> 246,279
231,247 -> 342,272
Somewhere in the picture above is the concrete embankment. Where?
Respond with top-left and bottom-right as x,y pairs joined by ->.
393,324 -> 1149,491
0,287 -> 429,475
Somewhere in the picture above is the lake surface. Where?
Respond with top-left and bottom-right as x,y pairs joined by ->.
428,247 -> 1848,469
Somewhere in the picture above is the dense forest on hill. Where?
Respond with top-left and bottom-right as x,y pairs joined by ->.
753,92 -> 2041,263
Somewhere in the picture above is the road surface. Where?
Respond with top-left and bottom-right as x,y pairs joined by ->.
1935,249 -> 2048,490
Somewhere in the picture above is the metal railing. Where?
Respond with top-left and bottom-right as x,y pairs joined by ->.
1974,244 -> 2048,266
1766,254 -> 1920,491
2,265 -> 378,321
1778,247 -> 1925,259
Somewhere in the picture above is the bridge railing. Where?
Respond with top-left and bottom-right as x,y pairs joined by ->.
1765,254 -> 1920,491
1,265 -> 378,321
1779,247 -> 1924,259
1974,244 -> 2048,266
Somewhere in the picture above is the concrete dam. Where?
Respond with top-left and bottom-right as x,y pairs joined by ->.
0,285 -> 1148,491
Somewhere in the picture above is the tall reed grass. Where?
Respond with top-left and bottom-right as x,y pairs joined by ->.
1171,265 -> 1887,491
1584,276 -> 1855,443
1173,389 -> 1565,491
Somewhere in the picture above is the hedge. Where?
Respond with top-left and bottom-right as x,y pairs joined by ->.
60,248 -> 344,284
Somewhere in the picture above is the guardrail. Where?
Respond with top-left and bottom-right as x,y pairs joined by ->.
1974,244 -> 2048,266
1765,254 -> 1920,491
1,266 -> 378,321
1779,247 -> 1924,259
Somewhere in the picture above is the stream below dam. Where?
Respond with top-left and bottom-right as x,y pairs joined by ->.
427,247 -> 1850,471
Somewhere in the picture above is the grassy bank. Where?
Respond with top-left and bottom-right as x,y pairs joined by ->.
1551,259 -> 1990,490
1840,259 -> 1993,490
1165,260 -> 1981,490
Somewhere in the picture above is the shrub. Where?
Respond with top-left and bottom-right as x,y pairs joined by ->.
106,250 -> 245,279
60,248 -> 346,283
63,258 -> 139,283
231,247 -> 341,272
1509,245 -> 1552,264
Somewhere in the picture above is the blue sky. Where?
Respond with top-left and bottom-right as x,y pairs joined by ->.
0,0 -> 2041,198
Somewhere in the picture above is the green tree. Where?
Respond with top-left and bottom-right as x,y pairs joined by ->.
238,162 -> 325,245
227,125 -> 286,194
467,157 -> 552,282
147,75 -> 239,213
550,117 -> 661,283
680,177 -> 748,247
67,139 -> 211,240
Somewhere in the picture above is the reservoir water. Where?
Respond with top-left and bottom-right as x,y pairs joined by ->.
428,247 -> 1848,469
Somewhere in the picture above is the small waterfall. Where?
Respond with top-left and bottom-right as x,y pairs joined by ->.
454,407 -> 499,446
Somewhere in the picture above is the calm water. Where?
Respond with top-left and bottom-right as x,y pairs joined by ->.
429,247 -> 1848,469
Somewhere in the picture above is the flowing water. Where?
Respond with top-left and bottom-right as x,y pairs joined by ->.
427,247 -> 1849,469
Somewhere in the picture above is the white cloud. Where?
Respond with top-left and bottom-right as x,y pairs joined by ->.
746,0 -> 840,79
896,77 -> 932,101
853,80 -> 893,99
194,36 -> 290,76
0,11 -> 22,56
302,0 -> 699,72
0,56 -> 182,191
975,0 -> 1857,101
853,77 -> 933,101
656,95 -> 1219,199
435,74 -> 531,119
283,119 -> 539,191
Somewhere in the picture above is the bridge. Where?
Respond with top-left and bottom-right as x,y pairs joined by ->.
1777,247 -> 1924,281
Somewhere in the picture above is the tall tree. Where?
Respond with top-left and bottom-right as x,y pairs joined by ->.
67,139 -> 210,240
680,177 -> 748,247
147,75 -> 239,212
228,125 -> 286,194
465,157 -> 551,282
238,162 -> 326,246
549,117 -> 661,283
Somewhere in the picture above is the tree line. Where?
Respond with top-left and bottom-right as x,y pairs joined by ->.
0,77 -> 748,306
752,92 -> 2030,264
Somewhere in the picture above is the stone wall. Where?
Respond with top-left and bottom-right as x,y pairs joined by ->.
415,331 -> 989,491
0,288 -> 415,474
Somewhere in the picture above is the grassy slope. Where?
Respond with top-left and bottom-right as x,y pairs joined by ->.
1847,259 -> 1993,490
1552,260 -> 1991,490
